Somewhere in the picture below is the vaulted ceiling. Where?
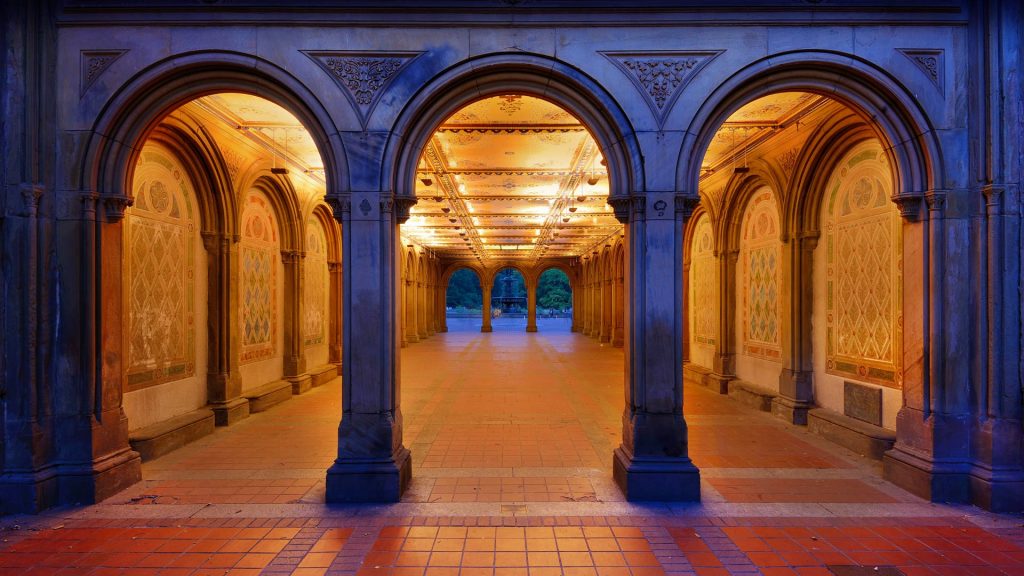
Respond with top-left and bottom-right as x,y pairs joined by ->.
180,91 -> 830,265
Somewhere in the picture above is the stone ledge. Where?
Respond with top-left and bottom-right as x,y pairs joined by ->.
728,380 -> 776,412
310,364 -> 339,387
128,409 -> 215,462
809,407 -> 896,460
243,380 -> 293,413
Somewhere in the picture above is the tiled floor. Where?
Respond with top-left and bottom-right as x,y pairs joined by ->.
1,318 -> 1021,575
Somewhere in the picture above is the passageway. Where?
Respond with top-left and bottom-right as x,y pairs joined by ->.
113,319 -> 915,511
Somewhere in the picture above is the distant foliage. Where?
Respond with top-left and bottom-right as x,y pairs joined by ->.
537,268 -> 572,311
446,268 -> 482,309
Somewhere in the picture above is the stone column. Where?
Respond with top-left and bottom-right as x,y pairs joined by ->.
425,279 -> 436,336
706,249 -> 738,394
600,278 -> 613,343
774,233 -> 818,424
417,281 -> 429,340
884,192 -> 972,504
612,274 -> 624,347
480,281 -> 494,333
526,280 -> 538,332
325,194 -> 411,502
582,279 -> 594,336
610,194 -> 701,501
404,279 -> 419,344
201,231 -> 248,425
570,278 -> 581,332
282,249 -> 312,394
437,281 -> 448,333
328,261 -> 343,365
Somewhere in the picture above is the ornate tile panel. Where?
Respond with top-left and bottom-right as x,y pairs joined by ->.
304,218 -> 328,346
239,191 -> 279,364
740,188 -> 782,361
125,147 -> 196,391
689,214 -> 717,347
825,142 -> 902,387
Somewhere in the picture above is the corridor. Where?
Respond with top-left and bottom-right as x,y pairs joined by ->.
1,320 -> 1022,575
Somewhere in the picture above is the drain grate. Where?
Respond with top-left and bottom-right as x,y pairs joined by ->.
827,566 -> 906,576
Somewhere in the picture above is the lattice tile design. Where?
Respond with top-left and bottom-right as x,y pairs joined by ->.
304,218 -> 328,346
825,142 -> 902,387
740,188 -> 781,360
239,191 -> 278,364
689,214 -> 717,348
125,146 -> 196,391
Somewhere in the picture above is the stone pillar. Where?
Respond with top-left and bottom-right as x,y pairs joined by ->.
526,280 -> 538,332
202,231 -> 248,425
600,278 -> 613,343
610,194 -> 701,501
884,192 -> 972,504
583,279 -> 594,336
774,233 -> 818,424
404,279 -> 419,344
328,261 -> 343,365
706,249 -> 737,394
437,281 -> 448,333
570,277 -> 581,332
417,281 -> 429,340
612,274 -> 624,347
425,279 -> 436,336
480,281 -> 494,333
325,194 -> 411,502
283,250 -> 312,394
969,185 -> 1024,511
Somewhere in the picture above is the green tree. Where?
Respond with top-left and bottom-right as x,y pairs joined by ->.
537,268 -> 572,310
446,268 -> 482,309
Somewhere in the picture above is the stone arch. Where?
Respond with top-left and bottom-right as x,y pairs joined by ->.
79,50 -> 345,216
440,262 -> 486,288
385,52 -> 644,209
484,263 -> 531,287
679,50 -> 941,204
243,172 -> 303,253
719,172 -> 784,254
535,263 -> 577,293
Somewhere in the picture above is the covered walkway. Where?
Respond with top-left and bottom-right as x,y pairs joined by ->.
1,321 -> 1021,575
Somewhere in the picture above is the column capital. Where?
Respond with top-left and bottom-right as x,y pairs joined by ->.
280,249 -> 304,264
891,193 -> 924,221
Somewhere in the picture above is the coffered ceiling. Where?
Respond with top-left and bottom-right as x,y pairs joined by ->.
403,95 -> 619,264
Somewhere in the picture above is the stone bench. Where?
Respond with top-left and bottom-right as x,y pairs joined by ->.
310,364 -> 339,388
727,380 -> 776,412
129,408 -> 215,462
808,407 -> 896,460
244,380 -> 293,413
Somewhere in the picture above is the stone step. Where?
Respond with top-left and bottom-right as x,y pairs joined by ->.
243,380 -> 293,413
808,407 -> 896,460
128,409 -> 215,462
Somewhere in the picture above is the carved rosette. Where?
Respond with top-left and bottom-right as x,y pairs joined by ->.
601,51 -> 723,127
303,50 -> 422,128
80,50 -> 128,97
897,49 -> 944,95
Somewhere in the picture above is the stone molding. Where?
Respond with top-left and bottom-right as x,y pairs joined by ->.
302,50 -> 423,128
601,50 -> 723,127
898,48 -> 944,95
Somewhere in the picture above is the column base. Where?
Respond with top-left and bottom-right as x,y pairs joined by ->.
612,337 -> 623,347
883,444 -> 970,503
325,447 -> 412,503
289,374 -> 313,395
771,396 -> 811,425
705,373 -> 734,395
612,447 -> 701,501
406,334 -> 419,344
210,397 -> 250,426
967,465 -> 1024,513
481,326 -> 493,333
526,325 -> 538,333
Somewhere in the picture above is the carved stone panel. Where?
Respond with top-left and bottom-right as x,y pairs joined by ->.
302,50 -> 422,127
601,50 -> 723,127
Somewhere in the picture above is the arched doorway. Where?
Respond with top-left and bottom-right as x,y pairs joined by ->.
445,267 -> 484,330
536,268 -> 573,331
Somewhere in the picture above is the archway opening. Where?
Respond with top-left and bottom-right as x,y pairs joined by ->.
536,268 -> 573,331
445,267 -> 484,330
115,92 -> 342,499
683,90 -> 909,503
396,92 -> 626,501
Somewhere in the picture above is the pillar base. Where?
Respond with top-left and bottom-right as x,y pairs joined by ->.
612,447 -> 701,501
526,325 -> 538,333
325,447 -> 412,503
481,326 -> 493,333
705,372 -> 734,395
771,396 -> 811,425
289,374 -> 313,395
210,397 -> 250,426
883,444 -> 970,504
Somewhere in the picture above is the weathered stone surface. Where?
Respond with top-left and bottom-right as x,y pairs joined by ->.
844,381 -> 883,427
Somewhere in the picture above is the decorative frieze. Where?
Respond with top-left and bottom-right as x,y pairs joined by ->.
601,51 -> 723,127
302,51 -> 422,128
